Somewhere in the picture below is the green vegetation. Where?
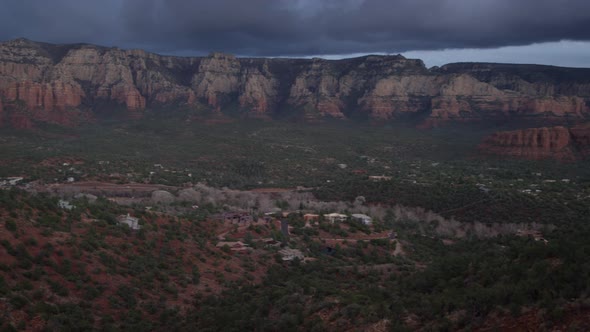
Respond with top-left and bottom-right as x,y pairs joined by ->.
0,113 -> 492,188
1,115 -> 590,330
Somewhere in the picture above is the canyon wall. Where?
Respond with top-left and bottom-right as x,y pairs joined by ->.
1,38 -> 590,127
480,124 -> 590,160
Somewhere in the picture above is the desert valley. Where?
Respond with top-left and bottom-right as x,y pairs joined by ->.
1,36 -> 590,331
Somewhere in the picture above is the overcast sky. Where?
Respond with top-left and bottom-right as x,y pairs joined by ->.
1,0 -> 590,67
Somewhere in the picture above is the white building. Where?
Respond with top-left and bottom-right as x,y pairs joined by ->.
351,213 -> 372,225
58,200 -> 74,210
118,213 -> 141,230
279,248 -> 304,261
0,177 -> 23,187
325,213 -> 347,223
369,175 -> 392,182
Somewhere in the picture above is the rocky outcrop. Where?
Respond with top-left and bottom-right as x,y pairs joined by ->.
1,38 -> 590,127
479,125 -> 590,160
570,124 -> 590,157
191,53 -> 240,111
3,81 -> 84,110
238,68 -> 278,117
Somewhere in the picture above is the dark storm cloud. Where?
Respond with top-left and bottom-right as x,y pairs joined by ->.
1,0 -> 590,56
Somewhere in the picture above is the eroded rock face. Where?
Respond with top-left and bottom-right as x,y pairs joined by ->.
3,81 -> 84,110
191,53 -> 241,111
570,124 -> 590,156
480,126 -> 580,160
237,61 -> 279,117
1,38 -> 590,127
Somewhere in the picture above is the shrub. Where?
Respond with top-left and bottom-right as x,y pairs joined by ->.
5,219 -> 17,232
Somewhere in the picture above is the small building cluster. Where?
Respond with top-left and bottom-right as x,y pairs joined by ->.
351,214 -> 372,225
58,199 -> 74,210
216,241 -> 251,252
325,213 -> 348,223
218,208 -> 375,233
279,248 -> 304,261
304,214 -> 320,222
0,177 -> 23,188
223,212 -> 254,224
369,175 -> 392,182
297,212 -> 374,225
516,229 -> 548,244
117,213 -> 141,230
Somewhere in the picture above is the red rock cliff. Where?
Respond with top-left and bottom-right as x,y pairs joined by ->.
479,126 -> 590,160
1,38 -> 590,127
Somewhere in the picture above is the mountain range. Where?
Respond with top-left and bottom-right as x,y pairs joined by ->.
1,38 -> 590,159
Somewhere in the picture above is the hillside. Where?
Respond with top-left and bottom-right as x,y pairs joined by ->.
1,38 -> 590,128
1,116 -> 590,330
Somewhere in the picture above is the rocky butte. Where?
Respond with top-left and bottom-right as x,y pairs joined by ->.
1,38 -> 590,130
480,124 -> 590,161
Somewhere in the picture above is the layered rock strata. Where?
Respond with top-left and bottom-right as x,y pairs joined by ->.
1,38 -> 590,127
480,125 -> 590,160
